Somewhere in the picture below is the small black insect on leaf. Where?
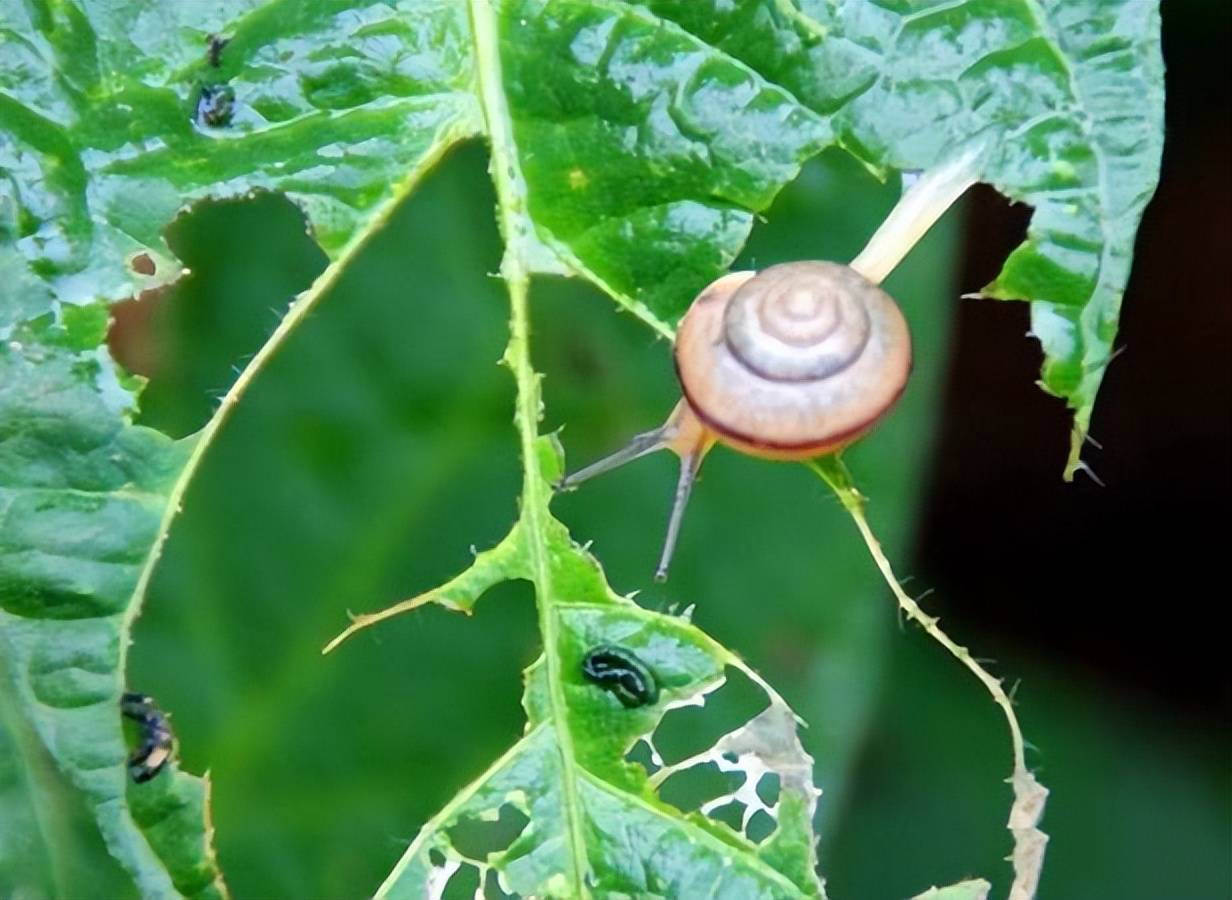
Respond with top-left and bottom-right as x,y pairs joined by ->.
206,33 -> 230,68
196,84 -> 235,128
581,645 -> 659,708
120,692 -> 174,784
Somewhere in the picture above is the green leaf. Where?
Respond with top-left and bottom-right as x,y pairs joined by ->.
1,0 -> 477,892
498,0 -> 833,324
0,312 -> 219,896
0,674 -> 135,899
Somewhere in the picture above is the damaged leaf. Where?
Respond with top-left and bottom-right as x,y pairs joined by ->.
330,437 -> 826,899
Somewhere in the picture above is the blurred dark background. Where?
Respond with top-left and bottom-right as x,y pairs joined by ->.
96,3 -> 1231,898
920,3 -> 1232,717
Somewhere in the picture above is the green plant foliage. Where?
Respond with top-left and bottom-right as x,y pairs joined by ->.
129,148 -> 958,896
0,0 -> 1163,897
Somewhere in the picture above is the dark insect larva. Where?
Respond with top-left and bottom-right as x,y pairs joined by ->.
581,645 -> 659,709
196,84 -> 235,128
120,692 -> 174,784
206,33 -> 230,68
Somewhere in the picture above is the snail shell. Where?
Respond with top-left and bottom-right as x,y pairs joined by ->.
674,261 -> 911,460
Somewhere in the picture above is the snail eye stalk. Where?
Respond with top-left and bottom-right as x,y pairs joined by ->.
655,449 -> 703,582
557,401 -> 714,582
555,425 -> 672,492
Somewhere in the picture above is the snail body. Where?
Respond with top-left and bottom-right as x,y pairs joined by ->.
559,260 -> 912,580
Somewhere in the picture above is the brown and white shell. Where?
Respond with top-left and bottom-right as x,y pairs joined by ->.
673,261 -> 912,460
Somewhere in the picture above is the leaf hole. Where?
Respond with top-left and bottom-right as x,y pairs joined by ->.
440,862 -> 481,900
756,772 -> 781,806
484,868 -> 518,899
108,193 -> 326,437
704,799 -> 749,834
657,761 -> 745,815
650,665 -> 766,765
625,737 -> 661,777
745,808 -> 777,844
128,252 -> 157,276
447,803 -> 530,860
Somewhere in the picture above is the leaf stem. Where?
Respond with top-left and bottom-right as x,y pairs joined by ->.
469,0 -> 590,891
122,123 -> 471,655
809,457 -> 1048,899
503,273 -> 590,896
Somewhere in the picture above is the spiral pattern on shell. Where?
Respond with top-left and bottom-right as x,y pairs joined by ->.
674,261 -> 911,458
724,263 -> 873,382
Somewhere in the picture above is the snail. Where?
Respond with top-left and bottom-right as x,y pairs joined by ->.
556,151 -> 987,580
558,260 -> 911,581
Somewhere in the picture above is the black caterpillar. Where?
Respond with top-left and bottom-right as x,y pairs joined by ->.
581,645 -> 659,708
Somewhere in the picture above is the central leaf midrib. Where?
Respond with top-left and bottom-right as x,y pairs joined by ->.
467,0 -> 591,895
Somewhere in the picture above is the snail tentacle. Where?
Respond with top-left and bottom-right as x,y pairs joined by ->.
556,426 -> 672,492
849,143 -> 983,284
654,432 -> 706,582
559,401 -> 714,581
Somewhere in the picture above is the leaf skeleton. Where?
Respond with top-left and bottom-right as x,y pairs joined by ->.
581,645 -> 659,708
120,692 -> 175,783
